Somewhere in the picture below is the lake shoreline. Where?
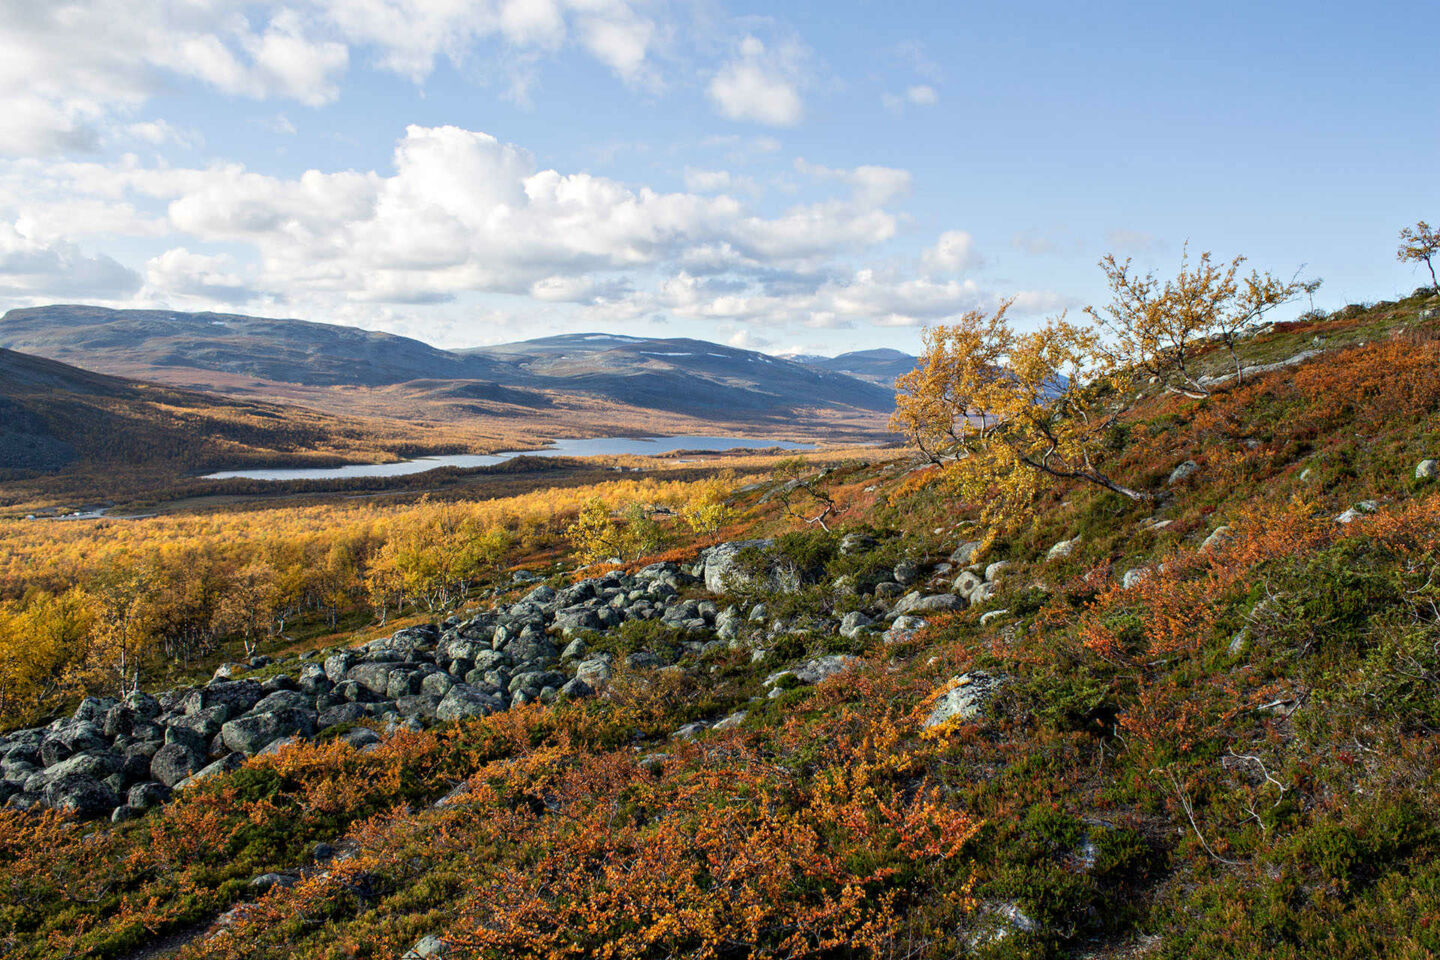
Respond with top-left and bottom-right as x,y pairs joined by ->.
203,435 -> 817,482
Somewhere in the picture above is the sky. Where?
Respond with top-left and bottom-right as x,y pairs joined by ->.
0,1 -> 1436,356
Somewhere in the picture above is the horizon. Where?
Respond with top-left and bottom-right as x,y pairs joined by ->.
1,1 -> 1436,356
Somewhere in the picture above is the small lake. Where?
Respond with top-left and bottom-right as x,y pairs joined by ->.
203,435 -> 816,481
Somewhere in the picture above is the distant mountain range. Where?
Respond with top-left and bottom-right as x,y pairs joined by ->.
786,348 -> 919,387
0,306 -> 906,422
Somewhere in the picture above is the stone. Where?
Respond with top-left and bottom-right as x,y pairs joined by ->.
574,657 -> 613,688
1417,459 -> 1438,480
220,708 -> 317,756
892,560 -> 920,585
174,753 -> 244,790
765,655 -> 860,689
840,533 -> 877,555
1121,568 -> 1151,590
402,934 -> 448,959
922,672 -> 1009,731
248,873 -> 299,895
979,609 -> 1009,626
952,571 -> 984,602
318,703 -> 368,728
559,677 -> 594,699
46,774 -> 120,820
111,804 -> 143,823
1337,501 -> 1378,524
983,561 -> 1011,582
712,710 -> 747,731
1200,526 -> 1235,552
1168,460 -> 1199,485
436,685 -> 500,721
127,781 -> 170,809
1046,538 -> 1079,561
150,741 -> 206,787
699,539 -> 776,593
838,611 -> 874,640
890,592 -> 964,617
968,900 -> 1038,949
883,616 -> 928,643
949,540 -> 984,566
182,679 -> 264,718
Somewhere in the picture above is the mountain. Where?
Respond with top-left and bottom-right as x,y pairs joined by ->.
463,333 -> 897,416
791,347 -> 919,387
0,346 -> 432,481
0,304 -> 508,387
0,307 -> 897,423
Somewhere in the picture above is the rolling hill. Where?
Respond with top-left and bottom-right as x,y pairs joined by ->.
0,346 -> 450,483
0,307 -> 899,424
790,347 -> 919,386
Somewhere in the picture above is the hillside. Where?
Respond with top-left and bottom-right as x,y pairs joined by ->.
791,347 -> 920,386
0,307 -> 897,424
0,346 -> 463,488
3,288 -> 1440,959
465,333 -> 897,416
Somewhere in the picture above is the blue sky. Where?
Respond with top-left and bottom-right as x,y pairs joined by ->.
0,1 -> 1435,355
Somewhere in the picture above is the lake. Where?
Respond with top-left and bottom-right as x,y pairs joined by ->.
202,435 -> 816,481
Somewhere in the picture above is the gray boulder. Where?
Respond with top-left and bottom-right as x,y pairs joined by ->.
921,672 -> 1009,730
221,708 -> 317,756
950,540 -> 984,566
1418,459 -> 1439,480
436,685 -> 501,721
150,741 -> 206,787
700,539 -> 778,593
890,592 -> 964,618
1167,460 -> 1199,485
46,774 -> 120,819
839,611 -> 875,640
183,680 -> 264,718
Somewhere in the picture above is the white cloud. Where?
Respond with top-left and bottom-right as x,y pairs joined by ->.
922,230 -> 979,273
143,248 -> 256,302
906,84 -> 938,105
0,2 -> 350,156
684,167 -> 733,192
795,159 -> 911,207
707,35 -> 804,127
882,83 -> 939,113
0,221 -> 140,300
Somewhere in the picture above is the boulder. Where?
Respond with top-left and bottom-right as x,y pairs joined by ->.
840,533 -> 877,555
1417,460 -> 1438,480
1167,460 -> 1199,485
127,781 -> 170,809
436,685 -> 500,722
884,616 -> 928,643
346,663 -> 395,697
1046,538 -> 1079,561
893,560 -> 920,585
183,680 -> 264,718
220,708 -> 317,756
150,741 -> 206,787
890,592 -> 964,618
45,774 -> 120,820
700,539 -> 777,593
922,672 -> 1009,731
838,611 -> 874,640
1121,568 -> 1151,590
949,540 -> 984,566
1200,526 -> 1235,552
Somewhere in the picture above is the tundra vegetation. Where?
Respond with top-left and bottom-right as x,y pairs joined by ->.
1,251 -> 1440,959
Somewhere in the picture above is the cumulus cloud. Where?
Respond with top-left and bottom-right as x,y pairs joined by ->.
0,0 -> 673,158
922,230 -> 980,273
707,35 -> 805,127
0,221 -> 140,299
143,248 -> 256,302
0,123 -> 1069,343
0,1 -> 349,156
32,125 -> 902,305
